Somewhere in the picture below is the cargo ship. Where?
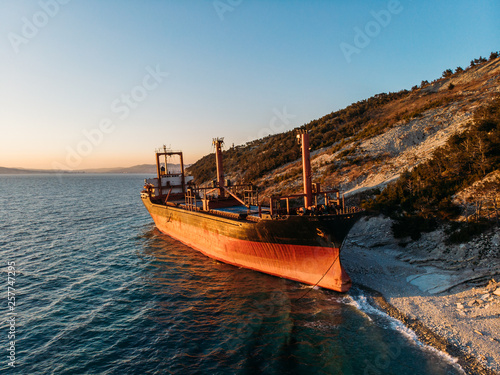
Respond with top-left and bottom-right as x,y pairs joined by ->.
141,130 -> 360,292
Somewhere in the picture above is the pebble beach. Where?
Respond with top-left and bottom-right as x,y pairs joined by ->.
342,216 -> 500,375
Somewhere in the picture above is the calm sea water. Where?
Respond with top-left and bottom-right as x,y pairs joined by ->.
1,174 -> 464,374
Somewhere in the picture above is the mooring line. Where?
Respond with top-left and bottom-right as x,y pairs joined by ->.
295,238 -> 346,302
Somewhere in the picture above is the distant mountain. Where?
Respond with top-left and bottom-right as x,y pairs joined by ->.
81,164 -> 158,174
0,163 -> 187,175
0,167 -> 72,174
0,167 -> 31,174
81,163 -> 186,174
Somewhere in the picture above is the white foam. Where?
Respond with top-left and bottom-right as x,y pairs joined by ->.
345,292 -> 465,374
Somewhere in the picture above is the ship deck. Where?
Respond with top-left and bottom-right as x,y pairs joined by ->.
166,199 -> 270,220
210,204 -> 267,218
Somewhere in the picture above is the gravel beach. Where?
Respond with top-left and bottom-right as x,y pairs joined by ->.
342,216 -> 500,375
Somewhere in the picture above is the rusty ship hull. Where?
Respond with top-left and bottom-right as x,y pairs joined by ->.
142,196 -> 357,292
141,133 -> 360,292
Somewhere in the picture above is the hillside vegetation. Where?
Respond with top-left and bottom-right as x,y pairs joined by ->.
365,96 -> 500,241
187,52 -> 500,240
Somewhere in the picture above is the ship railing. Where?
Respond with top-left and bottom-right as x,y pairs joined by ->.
184,188 -> 197,211
269,188 -> 356,217
269,205 -> 361,218
189,183 -> 258,210
243,189 -> 259,207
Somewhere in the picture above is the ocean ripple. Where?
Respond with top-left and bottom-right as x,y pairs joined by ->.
1,175 -> 464,374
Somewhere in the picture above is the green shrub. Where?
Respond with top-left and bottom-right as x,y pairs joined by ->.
445,221 -> 493,244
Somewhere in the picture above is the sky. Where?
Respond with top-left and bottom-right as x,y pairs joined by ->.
0,0 -> 498,170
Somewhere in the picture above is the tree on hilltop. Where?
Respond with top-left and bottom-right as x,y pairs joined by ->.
442,69 -> 453,78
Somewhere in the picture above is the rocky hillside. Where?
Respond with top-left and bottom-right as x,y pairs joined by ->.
190,54 -> 498,210
189,54 -> 500,200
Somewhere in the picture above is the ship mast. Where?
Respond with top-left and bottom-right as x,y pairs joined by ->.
297,130 -> 313,209
213,137 -> 225,198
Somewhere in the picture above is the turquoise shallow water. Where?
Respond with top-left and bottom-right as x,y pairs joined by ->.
1,174 -> 464,374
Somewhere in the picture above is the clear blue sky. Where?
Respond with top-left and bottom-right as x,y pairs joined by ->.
1,0 -> 498,169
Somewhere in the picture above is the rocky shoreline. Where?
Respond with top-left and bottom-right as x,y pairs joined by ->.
342,216 -> 500,375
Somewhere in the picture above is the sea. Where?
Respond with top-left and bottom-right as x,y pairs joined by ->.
1,174 -> 465,374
